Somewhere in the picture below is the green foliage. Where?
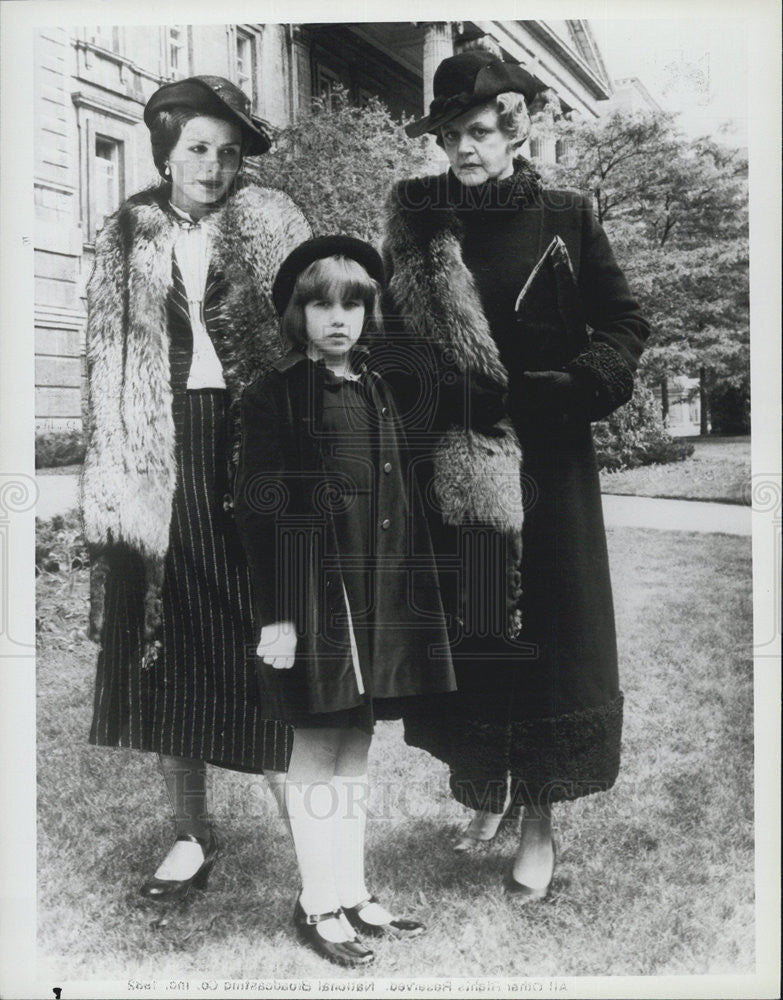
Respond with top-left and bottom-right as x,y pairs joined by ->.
35,510 -> 88,575
254,87 -> 433,244
708,384 -> 751,435
538,108 -> 749,410
594,384 -> 695,471
36,428 -> 86,469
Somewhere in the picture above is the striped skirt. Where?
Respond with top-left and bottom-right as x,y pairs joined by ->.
89,389 -> 292,773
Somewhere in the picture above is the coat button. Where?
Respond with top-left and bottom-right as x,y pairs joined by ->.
381,518 -> 391,530
383,462 -> 392,473
380,406 -> 389,417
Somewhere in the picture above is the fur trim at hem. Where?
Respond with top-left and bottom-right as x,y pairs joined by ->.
404,692 -> 624,809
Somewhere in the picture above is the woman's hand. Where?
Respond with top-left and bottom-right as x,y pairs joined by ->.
257,621 -> 297,669
517,370 -> 595,418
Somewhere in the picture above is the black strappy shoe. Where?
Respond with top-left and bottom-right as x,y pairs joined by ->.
139,830 -> 219,902
342,895 -> 425,939
293,897 -> 375,968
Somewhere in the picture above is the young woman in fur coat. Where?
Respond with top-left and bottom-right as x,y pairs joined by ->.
379,51 -> 650,900
80,75 -> 310,901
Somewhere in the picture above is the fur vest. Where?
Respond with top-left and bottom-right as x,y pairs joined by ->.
80,182 -> 311,560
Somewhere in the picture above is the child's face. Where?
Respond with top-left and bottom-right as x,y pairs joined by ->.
304,295 -> 365,362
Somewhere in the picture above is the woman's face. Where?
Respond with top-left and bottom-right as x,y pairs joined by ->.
440,102 -> 514,186
167,115 -> 242,217
304,294 -> 366,364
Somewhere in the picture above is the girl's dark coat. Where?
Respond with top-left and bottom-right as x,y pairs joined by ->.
381,164 -> 650,807
234,353 -> 456,717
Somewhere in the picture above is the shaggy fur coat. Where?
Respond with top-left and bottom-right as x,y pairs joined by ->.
80,182 -> 310,647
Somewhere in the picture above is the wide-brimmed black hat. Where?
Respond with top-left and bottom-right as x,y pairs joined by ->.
273,236 -> 385,315
406,51 -> 539,138
144,75 -> 272,156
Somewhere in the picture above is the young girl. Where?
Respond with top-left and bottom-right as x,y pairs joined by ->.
234,236 -> 456,967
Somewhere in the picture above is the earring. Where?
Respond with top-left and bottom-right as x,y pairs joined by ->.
164,163 -> 171,178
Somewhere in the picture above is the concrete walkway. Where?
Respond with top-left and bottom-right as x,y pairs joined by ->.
36,473 -> 753,536
600,493 -> 751,536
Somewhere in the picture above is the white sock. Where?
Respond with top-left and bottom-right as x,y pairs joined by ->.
285,778 -> 341,918
333,773 -> 392,925
334,774 -> 370,909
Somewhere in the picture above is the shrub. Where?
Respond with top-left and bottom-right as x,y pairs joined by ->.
35,511 -> 88,575
254,87 -> 433,243
594,384 -> 695,471
708,383 -> 750,435
35,429 -> 85,469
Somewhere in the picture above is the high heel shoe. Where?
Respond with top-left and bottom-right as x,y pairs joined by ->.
139,830 -> 219,902
343,894 -> 425,939
503,837 -> 557,903
293,897 -> 375,968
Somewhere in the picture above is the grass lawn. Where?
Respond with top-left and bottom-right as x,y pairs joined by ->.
36,525 -> 754,981
599,435 -> 751,505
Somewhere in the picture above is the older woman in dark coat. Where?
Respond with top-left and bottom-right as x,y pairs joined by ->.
379,51 -> 650,898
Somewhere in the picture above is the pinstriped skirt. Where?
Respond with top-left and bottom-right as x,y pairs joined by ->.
89,389 -> 292,773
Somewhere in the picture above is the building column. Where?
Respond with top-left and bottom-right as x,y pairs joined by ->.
421,22 -> 453,111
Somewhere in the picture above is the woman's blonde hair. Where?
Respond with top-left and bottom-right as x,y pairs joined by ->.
280,255 -> 383,351
496,91 -> 531,148
436,92 -> 531,149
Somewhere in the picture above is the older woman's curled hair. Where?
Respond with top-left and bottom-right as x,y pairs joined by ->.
435,91 -> 531,149
496,91 -> 531,147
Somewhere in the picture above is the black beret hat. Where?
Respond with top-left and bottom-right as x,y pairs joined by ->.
144,75 -> 272,156
272,236 -> 385,316
405,51 -> 540,138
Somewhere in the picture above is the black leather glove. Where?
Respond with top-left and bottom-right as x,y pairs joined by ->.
438,372 -> 508,433
517,370 -> 595,419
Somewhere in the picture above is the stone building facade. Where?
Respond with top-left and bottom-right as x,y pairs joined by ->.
33,20 -> 612,430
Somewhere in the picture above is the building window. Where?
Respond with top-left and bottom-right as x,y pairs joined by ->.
93,136 -> 123,233
167,25 -> 187,80
315,63 -> 341,108
87,26 -> 122,54
236,30 -> 256,103
528,137 -> 543,161
555,138 -> 575,167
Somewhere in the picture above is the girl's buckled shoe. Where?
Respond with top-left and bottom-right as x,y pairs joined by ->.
343,894 -> 425,939
293,897 -> 375,967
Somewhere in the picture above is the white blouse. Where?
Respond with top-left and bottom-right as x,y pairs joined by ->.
169,202 -> 226,390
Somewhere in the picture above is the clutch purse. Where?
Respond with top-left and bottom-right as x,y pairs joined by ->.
514,236 -> 590,372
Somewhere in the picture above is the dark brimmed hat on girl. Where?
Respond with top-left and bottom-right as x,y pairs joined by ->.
144,75 -> 272,155
405,51 -> 539,138
272,236 -> 385,316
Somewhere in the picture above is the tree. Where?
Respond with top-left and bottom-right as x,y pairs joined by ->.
253,87 -> 433,245
538,108 -> 749,432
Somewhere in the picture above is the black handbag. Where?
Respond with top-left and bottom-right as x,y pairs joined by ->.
514,236 -> 590,372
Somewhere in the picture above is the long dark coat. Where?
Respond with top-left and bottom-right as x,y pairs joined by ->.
381,162 -> 650,810
234,351 -> 456,720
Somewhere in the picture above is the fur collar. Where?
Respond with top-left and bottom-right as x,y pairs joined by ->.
81,180 -> 311,559
382,160 -> 526,565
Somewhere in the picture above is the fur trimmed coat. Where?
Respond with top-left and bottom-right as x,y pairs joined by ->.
380,161 -> 650,809
80,182 -> 311,649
